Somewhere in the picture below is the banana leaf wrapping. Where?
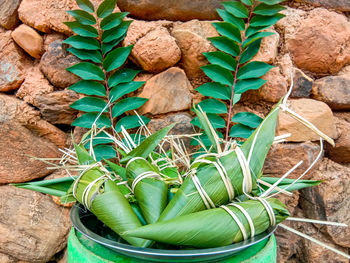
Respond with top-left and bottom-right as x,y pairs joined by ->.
159,105 -> 280,222
124,198 -> 289,248
126,157 -> 168,224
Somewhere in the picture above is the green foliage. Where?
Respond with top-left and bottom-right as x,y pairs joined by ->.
195,0 -> 285,142
65,0 -> 149,161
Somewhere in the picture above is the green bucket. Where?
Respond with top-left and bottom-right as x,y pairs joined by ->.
67,228 -> 277,263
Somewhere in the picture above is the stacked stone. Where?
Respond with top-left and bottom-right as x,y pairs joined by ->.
0,0 -> 350,262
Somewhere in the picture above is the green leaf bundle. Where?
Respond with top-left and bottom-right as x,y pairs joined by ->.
159,104 -> 280,222
124,198 -> 289,248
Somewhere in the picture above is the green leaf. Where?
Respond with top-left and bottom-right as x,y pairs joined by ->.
191,114 -> 226,129
254,3 -> 285,16
102,20 -> 132,43
93,145 -> 116,161
233,93 -> 241,105
216,9 -> 245,31
235,78 -> 267,94
74,144 -> 95,165
237,61 -> 273,80
120,124 -> 175,163
201,64 -> 234,86
108,69 -> 140,87
195,82 -> 231,100
115,115 -> 150,132
67,62 -> 105,81
84,131 -> 114,147
70,97 -> 108,113
63,36 -> 100,50
259,0 -> 284,5
110,82 -> 145,103
190,132 -> 224,147
243,31 -> 275,48
97,0 -> 117,18
112,97 -> 148,117
241,0 -> 253,5
101,36 -> 124,55
229,124 -> 254,138
250,14 -> 285,27
222,1 -> 249,18
203,51 -> 237,71
67,10 -> 96,25
212,22 -> 242,43
245,25 -> 270,37
101,12 -> 129,30
197,99 -> 227,114
67,47 -> 102,63
239,39 -> 262,64
232,112 -> 263,128
64,21 -> 98,37
105,160 -> 127,180
103,46 -> 133,72
72,112 -> 111,128
76,0 -> 94,13
69,80 -> 106,96
208,36 -> 240,57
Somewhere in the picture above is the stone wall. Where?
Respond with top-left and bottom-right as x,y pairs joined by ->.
0,0 -> 349,262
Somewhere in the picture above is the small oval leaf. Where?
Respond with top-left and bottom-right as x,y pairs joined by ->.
63,36 -> 100,50
67,10 -> 96,25
213,22 -> 242,43
208,36 -> 240,57
197,99 -> 227,114
72,113 -> 111,128
101,12 -> 129,30
102,20 -> 132,43
70,97 -> 108,112
108,69 -> 140,87
232,112 -> 263,128
110,81 -> 145,103
69,80 -> 106,96
235,78 -> 267,94
76,0 -> 95,13
216,9 -> 245,31
64,21 -> 98,37
97,0 -> 117,18
237,62 -> 273,80
112,97 -> 148,117
67,47 -> 102,63
203,51 -> 237,71
103,46 -> 133,72
222,1 -> 249,18
115,116 -> 150,132
67,62 -> 105,81
229,124 -> 254,138
195,82 -> 231,100
201,64 -> 234,86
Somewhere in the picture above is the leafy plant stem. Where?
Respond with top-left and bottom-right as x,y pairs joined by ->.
225,4 -> 255,141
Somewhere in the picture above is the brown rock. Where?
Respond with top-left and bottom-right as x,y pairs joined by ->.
0,0 -> 21,29
0,186 -> 71,262
43,33 -> 65,52
276,7 -> 307,41
0,30 -> 29,92
300,158 -> 350,248
242,67 -> 288,103
40,40 -> 80,89
139,67 -> 192,115
117,0 -> 224,21
291,68 -> 313,98
277,98 -> 337,142
18,0 -> 75,35
11,24 -> 43,59
312,76 -> 350,110
296,0 -> 350,11
172,20 -> 219,78
264,142 -> 322,179
0,94 -> 66,183
252,28 -> 280,65
277,53 -> 294,83
286,8 -> 350,74
326,118 -> 350,163
131,27 -> 181,73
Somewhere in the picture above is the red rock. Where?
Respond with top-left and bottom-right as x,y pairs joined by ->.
312,76 -> 350,110
139,67 -> 192,115
277,98 -> 337,142
0,0 -> 21,29
286,8 -> 350,74
296,0 -> 350,11
172,20 -> 219,78
11,24 -> 43,59
326,118 -> 350,163
252,28 -> 280,65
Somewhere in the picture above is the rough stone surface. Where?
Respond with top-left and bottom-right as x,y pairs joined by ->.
326,118 -> 350,163
0,0 -> 21,29
296,0 -> 350,11
43,33 -> 65,52
252,28 -> 280,64
117,0 -> 224,21
242,67 -> 288,103
40,40 -> 80,89
0,186 -> 71,262
148,112 -> 194,135
0,94 -> 66,183
33,89 -> 79,125
276,7 -> 307,41
264,142 -> 322,179
138,67 -> 192,115
300,158 -> 350,248
0,30 -> 29,92
131,27 -> 181,73
277,98 -> 337,142
11,24 -> 43,59
312,76 -> 350,110
172,20 -> 219,78
286,8 -> 350,74
277,53 -> 294,83
18,0 -> 76,35
291,68 -> 313,98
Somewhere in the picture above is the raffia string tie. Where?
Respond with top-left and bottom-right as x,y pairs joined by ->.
220,205 -> 248,241
131,171 -> 161,192
228,203 -> 255,238
234,146 -> 253,194
257,197 -> 276,226
190,170 -> 216,209
125,157 -> 148,170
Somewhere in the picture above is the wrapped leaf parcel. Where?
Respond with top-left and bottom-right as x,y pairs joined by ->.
124,198 -> 289,248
